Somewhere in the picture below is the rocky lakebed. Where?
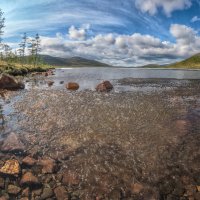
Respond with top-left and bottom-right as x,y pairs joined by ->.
0,68 -> 200,200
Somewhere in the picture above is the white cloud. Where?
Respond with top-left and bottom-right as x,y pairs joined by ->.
68,24 -> 90,41
191,16 -> 200,23
38,24 -> 200,67
135,0 -> 192,16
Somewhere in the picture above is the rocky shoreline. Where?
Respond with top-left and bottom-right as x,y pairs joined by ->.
0,72 -> 200,199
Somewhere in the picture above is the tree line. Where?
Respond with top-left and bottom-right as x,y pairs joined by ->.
0,8 -> 42,67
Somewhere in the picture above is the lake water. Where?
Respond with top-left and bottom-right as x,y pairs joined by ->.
1,68 -> 200,199
26,67 -> 200,91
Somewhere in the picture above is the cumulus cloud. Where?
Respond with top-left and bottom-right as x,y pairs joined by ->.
135,0 -> 192,16
68,24 -> 90,40
191,16 -> 200,23
40,24 -> 200,67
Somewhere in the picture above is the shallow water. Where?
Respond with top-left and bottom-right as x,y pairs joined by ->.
1,68 -> 200,199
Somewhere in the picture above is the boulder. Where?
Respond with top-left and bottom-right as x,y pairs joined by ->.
20,172 -> 41,188
0,74 -> 25,90
0,159 -> 20,177
66,82 -> 79,90
96,81 -> 113,92
54,186 -> 68,200
1,132 -> 25,154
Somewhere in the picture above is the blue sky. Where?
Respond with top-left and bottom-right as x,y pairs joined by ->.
1,0 -> 200,66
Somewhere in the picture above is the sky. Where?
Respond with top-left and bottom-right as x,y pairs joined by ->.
1,0 -> 200,66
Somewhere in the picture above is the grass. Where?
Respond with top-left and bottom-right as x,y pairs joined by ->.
166,53 -> 200,69
0,60 -> 53,76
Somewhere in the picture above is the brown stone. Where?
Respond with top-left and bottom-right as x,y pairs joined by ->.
96,81 -> 113,92
1,132 -> 25,153
39,158 -> 56,174
62,170 -> 79,185
20,198 -> 29,200
131,183 -> 144,194
8,185 -> 21,195
0,74 -> 25,90
54,186 -> 68,200
0,196 -> 8,200
197,186 -> 200,192
0,160 -> 20,176
22,156 -> 36,167
20,172 -> 41,187
66,82 -> 79,90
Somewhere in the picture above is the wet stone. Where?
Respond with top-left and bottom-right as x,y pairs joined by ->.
66,82 -> 79,90
7,184 -> 21,195
1,132 -> 25,154
54,186 -> 68,200
96,81 -> 113,92
0,159 -> 20,177
20,172 -> 41,188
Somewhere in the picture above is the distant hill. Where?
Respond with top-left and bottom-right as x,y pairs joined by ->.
40,55 -> 110,67
139,64 -> 162,68
167,53 -> 200,69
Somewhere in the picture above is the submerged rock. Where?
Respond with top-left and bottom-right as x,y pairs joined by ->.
0,160 -> 20,177
1,132 -> 25,154
22,156 -> 36,167
54,186 -> 68,200
96,81 -> 113,92
62,170 -> 80,186
0,74 -> 25,90
8,185 -> 21,195
20,172 -> 41,187
39,158 -> 56,174
66,82 -> 79,90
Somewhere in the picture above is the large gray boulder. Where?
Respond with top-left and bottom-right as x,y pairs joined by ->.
0,73 -> 25,90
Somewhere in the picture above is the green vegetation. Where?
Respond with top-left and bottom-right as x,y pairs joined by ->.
167,53 -> 200,69
0,8 -> 52,76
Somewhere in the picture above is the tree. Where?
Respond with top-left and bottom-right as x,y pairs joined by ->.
35,33 -> 41,67
0,9 -> 5,44
0,9 -> 5,60
28,37 -> 36,65
18,32 -> 27,65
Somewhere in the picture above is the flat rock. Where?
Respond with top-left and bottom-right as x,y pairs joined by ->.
0,159 -> 20,177
8,185 -> 21,195
66,82 -> 79,90
1,132 -> 25,154
20,172 -> 41,187
0,73 -> 24,90
22,156 -> 36,167
54,186 -> 68,200
96,81 -> 113,92
39,158 -> 56,174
